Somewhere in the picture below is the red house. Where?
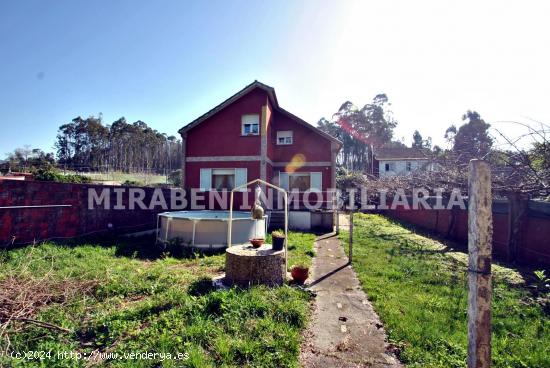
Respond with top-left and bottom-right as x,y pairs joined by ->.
178,81 -> 342,230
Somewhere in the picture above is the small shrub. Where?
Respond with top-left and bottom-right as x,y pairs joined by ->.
163,238 -> 196,259
32,168 -> 91,183
188,277 -> 215,296
168,169 -> 182,187
122,179 -> 142,186
534,270 -> 550,292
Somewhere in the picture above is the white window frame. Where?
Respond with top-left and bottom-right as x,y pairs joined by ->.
241,114 -> 259,136
276,130 -> 293,145
278,171 -> 322,192
200,168 -> 247,191
211,168 -> 235,191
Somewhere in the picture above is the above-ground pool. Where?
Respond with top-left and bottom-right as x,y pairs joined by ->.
156,211 -> 267,250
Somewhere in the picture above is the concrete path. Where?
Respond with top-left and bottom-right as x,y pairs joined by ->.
300,233 -> 402,368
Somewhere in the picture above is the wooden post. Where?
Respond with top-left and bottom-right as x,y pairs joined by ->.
349,211 -> 353,263
467,159 -> 493,368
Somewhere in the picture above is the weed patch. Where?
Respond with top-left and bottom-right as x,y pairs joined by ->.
0,231 -> 315,367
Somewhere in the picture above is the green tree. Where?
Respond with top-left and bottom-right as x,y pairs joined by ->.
5,146 -> 55,172
452,111 -> 493,163
54,116 -> 182,174
318,94 -> 397,171
412,130 -> 423,148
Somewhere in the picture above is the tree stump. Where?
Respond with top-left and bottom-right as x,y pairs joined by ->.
225,244 -> 285,287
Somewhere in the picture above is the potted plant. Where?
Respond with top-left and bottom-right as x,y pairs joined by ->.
291,264 -> 309,284
249,238 -> 265,248
271,230 -> 285,251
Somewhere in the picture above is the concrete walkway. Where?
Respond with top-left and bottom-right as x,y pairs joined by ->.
300,233 -> 402,368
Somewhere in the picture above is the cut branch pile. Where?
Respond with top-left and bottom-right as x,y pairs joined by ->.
0,273 -> 98,353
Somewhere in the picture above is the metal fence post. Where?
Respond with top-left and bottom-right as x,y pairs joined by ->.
336,209 -> 340,234
349,211 -> 353,263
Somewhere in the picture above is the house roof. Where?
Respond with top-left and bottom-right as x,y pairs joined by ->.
178,80 -> 342,147
374,147 -> 428,161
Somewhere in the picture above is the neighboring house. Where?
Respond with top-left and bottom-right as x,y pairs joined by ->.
374,147 -> 433,177
178,81 -> 342,230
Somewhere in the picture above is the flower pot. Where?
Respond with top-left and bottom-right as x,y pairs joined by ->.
272,235 -> 285,251
250,238 -> 264,248
291,266 -> 309,284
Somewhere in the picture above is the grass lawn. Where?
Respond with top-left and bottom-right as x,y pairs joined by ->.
340,213 -> 549,368
0,231 -> 316,368
266,232 -> 316,269
69,171 -> 168,186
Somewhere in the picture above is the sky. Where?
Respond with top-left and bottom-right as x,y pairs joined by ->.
1,0 -> 549,156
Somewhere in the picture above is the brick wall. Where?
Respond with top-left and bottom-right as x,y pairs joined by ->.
384,200 -> 550,267
0,180 -> 176,245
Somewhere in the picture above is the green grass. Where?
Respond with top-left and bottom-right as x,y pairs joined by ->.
340,213 -> 549,368
266,231 -> 316,269
0,231 -> 315,367
66,171 -> 168,186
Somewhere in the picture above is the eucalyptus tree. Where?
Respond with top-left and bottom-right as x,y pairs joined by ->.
318,93 -> 397,172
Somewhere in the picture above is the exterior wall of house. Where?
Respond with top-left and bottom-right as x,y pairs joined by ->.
185,161 -> 260,189
185,161 -> 259,209
269,110 -> 332,163
272,165 -> 332,209
185,88 -> 268,157
378,159 -> 428,177
268,110 -> 334,202
266,162 -> 273,186
272,166 -> 332,191
266,100 -> 274,159
182,86 -> 338,214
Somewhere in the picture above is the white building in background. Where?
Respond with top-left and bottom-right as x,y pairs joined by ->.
374,147 -> 434,178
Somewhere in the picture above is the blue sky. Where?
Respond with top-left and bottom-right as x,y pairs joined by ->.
1,0 -> 550,156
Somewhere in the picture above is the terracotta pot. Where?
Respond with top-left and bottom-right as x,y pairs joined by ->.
291,266 -> 309,284
250,238 -> 264,248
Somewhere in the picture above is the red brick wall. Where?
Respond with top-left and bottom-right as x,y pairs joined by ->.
385,206 -> 550,266
0,180 -> 176,245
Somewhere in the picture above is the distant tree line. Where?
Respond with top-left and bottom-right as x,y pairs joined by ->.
2,147 -> 55,173
54,116 -> 182,173
319,99 -> 549,198
2,116 -> 182,177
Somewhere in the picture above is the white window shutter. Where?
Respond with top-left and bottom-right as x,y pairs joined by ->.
279,172 -> 289,191
235,168 -> 247,191
310,172 -> 322,192
199,168 -> 212,191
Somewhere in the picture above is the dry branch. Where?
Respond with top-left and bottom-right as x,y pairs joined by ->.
0,262 -> 98,353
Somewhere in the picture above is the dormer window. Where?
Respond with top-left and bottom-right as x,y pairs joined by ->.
276,130 -> 293,145
241,115 -> 259,136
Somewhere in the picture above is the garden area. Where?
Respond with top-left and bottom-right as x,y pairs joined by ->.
340,213 -> 549,368
0,232 -> 316,368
